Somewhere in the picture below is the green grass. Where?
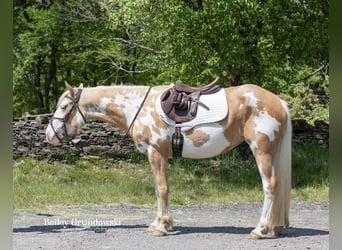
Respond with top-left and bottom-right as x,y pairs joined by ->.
13,144 -> 328,210
292,143 -> 329,187
13,158 -> 156,209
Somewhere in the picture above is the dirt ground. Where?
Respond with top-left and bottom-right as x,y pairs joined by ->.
13,201 -> 329,250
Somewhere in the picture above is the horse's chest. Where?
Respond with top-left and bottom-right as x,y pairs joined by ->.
133,124 -> 173,154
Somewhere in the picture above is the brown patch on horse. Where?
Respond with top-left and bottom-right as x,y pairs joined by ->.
149,104 -> 173,158
185,129 -> 210,147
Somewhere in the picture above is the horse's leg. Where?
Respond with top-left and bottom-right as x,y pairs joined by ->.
247,121 -> 291,239
249,151 -> 279,239
146,147 -> 173,236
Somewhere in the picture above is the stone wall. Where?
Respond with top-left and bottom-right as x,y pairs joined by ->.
12,114 -> 328,160
13,114 -> 136,160
292,119 -> 329,146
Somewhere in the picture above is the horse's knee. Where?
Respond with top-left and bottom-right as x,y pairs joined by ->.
157,185 -> 168,198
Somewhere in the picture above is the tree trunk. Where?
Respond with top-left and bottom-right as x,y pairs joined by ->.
33,58 -> 44,114
45,44 -> 58,113
227,65 -> 244,86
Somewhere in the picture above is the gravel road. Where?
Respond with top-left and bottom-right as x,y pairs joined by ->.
13,201 -> 328,250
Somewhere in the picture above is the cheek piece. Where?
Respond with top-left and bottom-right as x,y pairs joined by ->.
49,89 -> 86,144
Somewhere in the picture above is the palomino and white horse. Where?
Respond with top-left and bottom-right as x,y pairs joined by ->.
45,79 -> 292,239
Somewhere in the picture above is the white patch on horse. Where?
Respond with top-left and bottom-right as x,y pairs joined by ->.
114,93 -> 144,125
99,97 -> 112,115
244,92 -> 259,107
254,161 -> 275,234
75,112 -> 85,127
253,110 -> 281,142
140,107 -> 155,126
54,99 -> 70,119
136,141 -> 149,154
182,123 -> 230,159
257,162 -> 266,187
139,108 -> 171,146
249,140 -> 258,154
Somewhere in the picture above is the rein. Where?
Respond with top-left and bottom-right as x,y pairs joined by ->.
50,88 -> 86,144
126,86 -> 152,135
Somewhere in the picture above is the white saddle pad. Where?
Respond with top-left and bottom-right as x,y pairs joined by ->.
156,87 -> 228,129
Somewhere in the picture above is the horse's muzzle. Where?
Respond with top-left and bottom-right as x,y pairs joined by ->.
45,124 -> 62,145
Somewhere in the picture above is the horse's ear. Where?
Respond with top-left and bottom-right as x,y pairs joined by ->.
65,81 -> 75,97
78,83 -> 84,89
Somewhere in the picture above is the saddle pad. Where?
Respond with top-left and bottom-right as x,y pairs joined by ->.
156,87 -> 228,129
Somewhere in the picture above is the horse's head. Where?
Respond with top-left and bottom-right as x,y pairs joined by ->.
45,81 -> 87,145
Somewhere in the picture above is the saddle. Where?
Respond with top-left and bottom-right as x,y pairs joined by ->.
160,77 -> 221,123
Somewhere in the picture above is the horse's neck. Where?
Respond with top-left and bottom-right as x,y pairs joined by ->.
81,86 -> 149,131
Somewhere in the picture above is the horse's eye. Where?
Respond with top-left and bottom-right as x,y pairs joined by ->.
60,104 -> 68,110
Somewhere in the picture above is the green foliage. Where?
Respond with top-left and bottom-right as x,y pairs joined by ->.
13,0 -> 328,124
281,82 -> 329,124
279,65 -> 329,124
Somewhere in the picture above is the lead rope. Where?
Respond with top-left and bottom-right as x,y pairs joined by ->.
126,87 -> 152,135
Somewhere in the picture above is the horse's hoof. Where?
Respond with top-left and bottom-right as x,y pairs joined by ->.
150,229 -> 167,236
248,232 -> 263,240
248,230 -> 279,240
146,224 -> 156,233
269,230 -> 280,237
146,224 -> 168,236
272,226 -> 284,236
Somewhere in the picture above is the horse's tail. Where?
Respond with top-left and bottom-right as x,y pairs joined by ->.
273,100 -> 292,229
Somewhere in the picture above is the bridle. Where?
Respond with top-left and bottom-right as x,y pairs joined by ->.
49,88 -> 87,144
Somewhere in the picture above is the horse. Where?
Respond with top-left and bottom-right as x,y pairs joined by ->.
45,79 -> 292,239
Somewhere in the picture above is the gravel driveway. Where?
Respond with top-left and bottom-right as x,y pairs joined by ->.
13,201 -> 329,250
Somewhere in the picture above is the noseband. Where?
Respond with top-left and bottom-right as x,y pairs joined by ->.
50,88 -> 87,144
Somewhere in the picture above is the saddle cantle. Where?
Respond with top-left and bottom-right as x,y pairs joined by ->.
160,77 -> 221,123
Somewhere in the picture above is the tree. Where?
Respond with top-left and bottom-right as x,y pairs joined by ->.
115,0 -> 329,122
13,0 -> 328,123
13,0 -> 64,114
125,0 -> 328,88
13,0 -> 162,116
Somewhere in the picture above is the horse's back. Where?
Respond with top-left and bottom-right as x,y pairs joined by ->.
225,84 -> 289,122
